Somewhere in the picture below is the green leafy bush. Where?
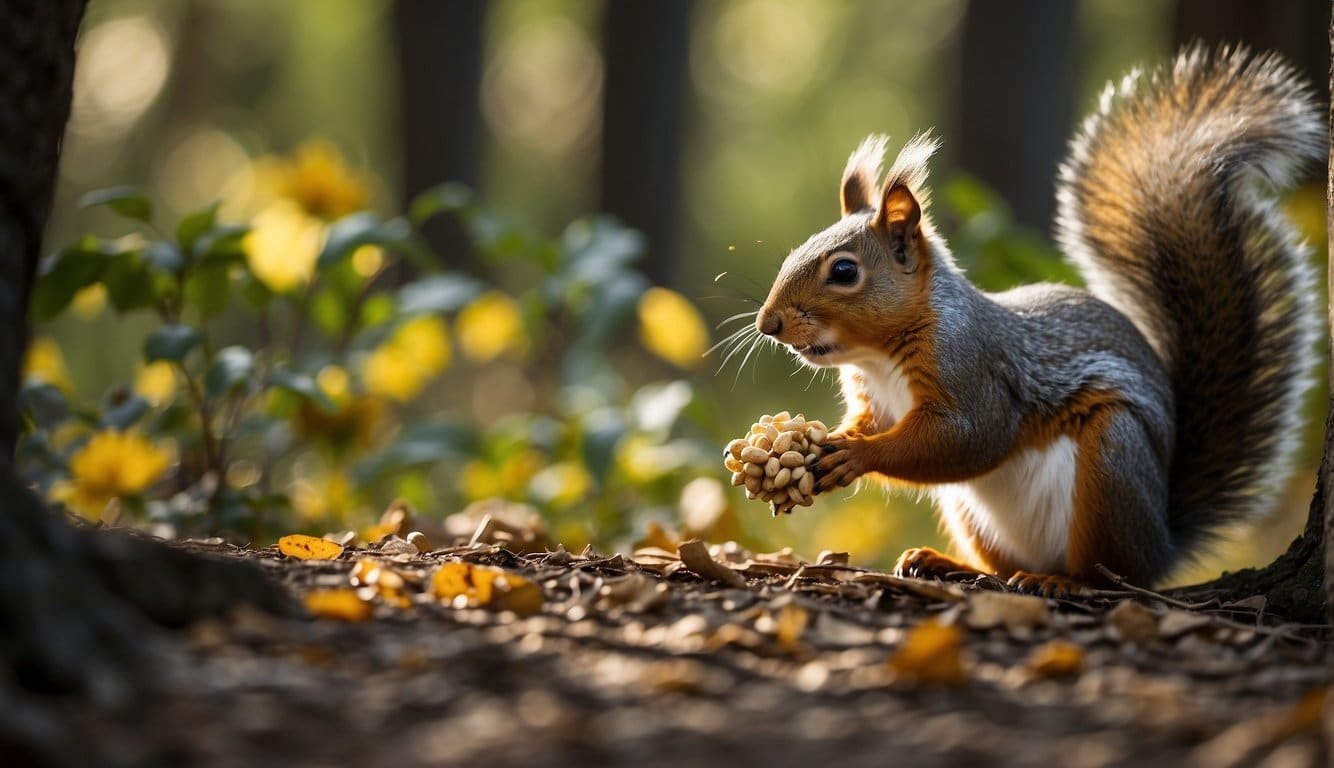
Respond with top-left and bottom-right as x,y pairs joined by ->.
20,141 -> 718,547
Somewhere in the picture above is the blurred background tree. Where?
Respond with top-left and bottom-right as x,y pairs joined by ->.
32,0 -> 1330,584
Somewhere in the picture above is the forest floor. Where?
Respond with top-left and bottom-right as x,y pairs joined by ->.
32,520 -> 1334,768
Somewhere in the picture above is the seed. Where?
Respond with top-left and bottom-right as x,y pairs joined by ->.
731,471 -> 746,486
791,466 -> 805,480
774,411 -> 791,422
724,456 -> 743,473
808,427 -> 827,445
746,489 -> 759,500
764,456 -> 781,477
744,475 -> 762,494
787,416 -> 806,432
780,450 -> 805,468
772,432 -> 793,454
773,467 -> 792,489
744,462 -> 764,477
406,530 -> 432,553
726,439 -> 748,459
740,446 -> 769,464
759,414 -> 774,425
787,485 -> 804,502
798,472 -> 815,495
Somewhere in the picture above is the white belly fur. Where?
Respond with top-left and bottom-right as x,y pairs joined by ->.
930,437 -> 1077,572
845,359 -> 1078,573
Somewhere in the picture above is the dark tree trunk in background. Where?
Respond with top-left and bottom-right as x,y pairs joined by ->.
958,0 -> 1076,233
1174,0 -> 1328,96
0,0 -> 286,726
394,0 -> 485,273
599,1 -> 692,287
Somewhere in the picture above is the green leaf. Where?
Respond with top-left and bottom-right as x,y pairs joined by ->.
79,186 -> 153,223
409,182 -> 472,225
176,202 -> 220,255
353,421 -> 475,485
30,239 -> 108,320
143,241 -> 184,274
397,274 -> 483,314
310,289 -> 347,337
103,251 -> 158,312
317,213 -> 412,269
269,369 -> 335,413
184,262 -> 231,318
204,346 -> 255,398
359,293 -> 396,329
193,224 -> 249,264
101,395 -> 150,430
144,324 -> 202,363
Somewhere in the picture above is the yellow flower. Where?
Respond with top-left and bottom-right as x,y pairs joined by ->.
359,315 -> 451,403
529,461 -> 593,509
460,460 -> 502,501
456,291 -> 529,362
273,139 -> 371,221
54,430 -> 171,519
316,364 -> 351,407
292,469 -> 353,523
71,283 -> 108,318
22,336 -> 72,392
244,200 -> 324,293
134,361 -> 177,406
395,315 -> 452,375
637,287 -> 709,369
351,245 -> 384,278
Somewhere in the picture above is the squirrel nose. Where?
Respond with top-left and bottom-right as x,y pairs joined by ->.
757,311 -> 783,337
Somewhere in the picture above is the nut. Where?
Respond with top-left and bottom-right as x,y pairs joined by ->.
724,411 -> 830,515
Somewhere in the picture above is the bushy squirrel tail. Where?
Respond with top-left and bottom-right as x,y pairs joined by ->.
1055,45 -> 1323,554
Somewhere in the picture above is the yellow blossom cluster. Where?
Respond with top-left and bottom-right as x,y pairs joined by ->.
51,430 -> 171,520
637,287 -> 709,369
360,315 -> 452,403
456,291 -> 529,362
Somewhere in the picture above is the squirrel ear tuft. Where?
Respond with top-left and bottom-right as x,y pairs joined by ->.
875,184 -> 922,265
840,135 -> 888,217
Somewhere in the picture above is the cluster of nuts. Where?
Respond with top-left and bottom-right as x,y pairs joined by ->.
724,412 -> 828,515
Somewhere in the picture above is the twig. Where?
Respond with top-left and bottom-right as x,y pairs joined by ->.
1094,564 -> 1221,611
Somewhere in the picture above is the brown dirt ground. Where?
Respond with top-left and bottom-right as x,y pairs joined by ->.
31,536 -> 1334,768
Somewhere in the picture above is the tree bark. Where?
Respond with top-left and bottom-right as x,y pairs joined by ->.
598,1 -> 692,287
958,0 -> 1076,233
0,0 -> 288,712
393,0 -> 485,274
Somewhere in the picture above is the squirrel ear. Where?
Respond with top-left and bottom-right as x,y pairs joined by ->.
875,184 -> 922,266
840,169 -> 875,217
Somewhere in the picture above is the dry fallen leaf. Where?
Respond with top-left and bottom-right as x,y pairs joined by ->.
635,520 -> 681,553
887,618 -> 968,687
1107,600 -> 1159,645
304,589 -> 372,622
431,561 -> 544,616
677,539 -> 746,588
774,604 -> 809,654
1027,640 -> 1085,678
965,591 -> 1050,635
279,534 -> 345,561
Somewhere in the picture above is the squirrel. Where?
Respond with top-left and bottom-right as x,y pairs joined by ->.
754,46 -> 1323,595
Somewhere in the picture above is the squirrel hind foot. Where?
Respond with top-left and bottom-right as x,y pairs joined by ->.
893,546 -> 984,582
1005,571 -> 1088,599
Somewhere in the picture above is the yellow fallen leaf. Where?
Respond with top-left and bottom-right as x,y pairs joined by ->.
279,533 -> 345,560
887,619 -> 968,687
1027,640 -> 1085,678
431,562 -> 543,616
304,589 -> 371,622
774,604 -> 809,654
635,520 -> 680,553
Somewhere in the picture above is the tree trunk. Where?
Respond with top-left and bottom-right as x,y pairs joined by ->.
958,0 -> 1076,233
393,0 -> 485,274
0,0 -> 288,712
598,1 -> 692,287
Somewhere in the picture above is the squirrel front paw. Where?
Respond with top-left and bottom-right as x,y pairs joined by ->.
814,432 -> 868,492
894,546 -> 982,581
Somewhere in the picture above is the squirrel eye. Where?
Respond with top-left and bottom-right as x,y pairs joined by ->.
828,257 -> 859,285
